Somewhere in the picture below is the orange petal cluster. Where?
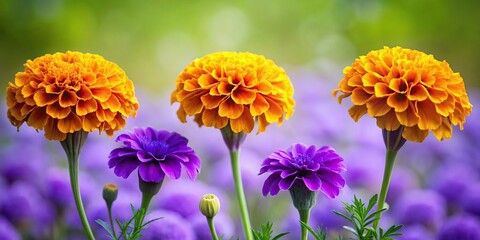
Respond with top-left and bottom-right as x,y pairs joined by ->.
171,52 -> 295,134
333,46 -> 472,142
6,51 -> 139,141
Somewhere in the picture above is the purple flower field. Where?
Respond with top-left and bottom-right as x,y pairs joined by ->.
1,67 -> 479,239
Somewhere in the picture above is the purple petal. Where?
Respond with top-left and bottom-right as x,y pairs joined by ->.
262,172 -> 281,196
160,159 -> 182,179
291,143 -> 307,158
302,173 -> 322,191
139,163 -> 165,182
112,159 -> 140,179
279,175 -> 297,190
305,145 -> 317,157
280,169 -> 298,178
145,127 -> 157,141
137,151 -> 154,163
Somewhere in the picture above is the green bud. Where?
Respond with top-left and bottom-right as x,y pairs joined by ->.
289,181 -> 317,211
199,194 -> 221,218
103,183 -> 118,207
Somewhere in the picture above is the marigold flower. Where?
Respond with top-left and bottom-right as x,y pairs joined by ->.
171,52 -> 295,134
333,46 -> 472,142
259,143 -> 346,199
108,127 -> 201,183
6,51 -> 139,141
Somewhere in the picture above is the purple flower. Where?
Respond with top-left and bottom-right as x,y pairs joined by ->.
142,210 -> 195,240
438,215 -> 480,240
462,183 -> 480,216
0,217 -> 20,240
393,190 -> 446,230
259,143 -> 346,198
108,127 -> 201,183
399,224 -> 434,240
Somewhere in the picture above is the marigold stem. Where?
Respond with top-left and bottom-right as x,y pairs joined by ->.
67,153 -> 96,240
230,150 -> 254,240
373,149 -> 398,229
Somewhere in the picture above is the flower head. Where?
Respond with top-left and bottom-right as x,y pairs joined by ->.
6,51 -> 139,141
108,127 -> 201,183
259,143 -> 346,199
171,52 -> 295,134
333,46 -> 472,142
199,193 -> 221,218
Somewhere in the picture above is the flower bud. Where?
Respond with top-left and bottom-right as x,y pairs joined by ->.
103,183 -> 118,207
199,194 -> 220,218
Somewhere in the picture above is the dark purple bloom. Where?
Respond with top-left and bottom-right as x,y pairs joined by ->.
142,210 -> 195,240
108,127 -> 201,183
393,190 -> 446,230
259,143 -> 346,198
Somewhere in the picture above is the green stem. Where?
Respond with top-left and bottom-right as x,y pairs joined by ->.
135,192 -> 153,229
299,208 -> 311,240
373,150 -> 398,229
106,204 -> 117,239
207,217 -> 219,240
230,150 -> 254,240
67,155 -> 96,240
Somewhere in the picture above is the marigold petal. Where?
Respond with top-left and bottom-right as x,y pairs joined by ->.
374,83 -> 393,98
435,94 -> 455,117
197,74 -> 218,88
231,87 -> 256,105
250,94 -> 270,116
77,85 -> 93,100
264,97 -> 283,123
362,72 -> 381,87
33,91 -> 58,107
57,113 -> 83,133
59,90 -> 78,107
376,110 -> 400,131
407,84 -> 428,101
257,114 -> 269,133
348,105 -> 367,122
402,126 -> 428,143
387,93 -> 409,112
217,82 -> 234,95
218,98 -> 244,119
46,102 -> 71,119
427,87 -> 448,103
184,79 -> 201,91
366,98 -> 391,117
351,88 -> 372,105
21,82 -> 38,98
201,109 -> 229,129
44,118 -> 66,141
104,94 -> 121,112
432,117 -> 452,141
91,87 -> 112,102
76,98 -> 98,116
200,95 -> 226,109
83,113 -> 101,131
255,80 -> 273,94
416,100 -> 442,130
395,104 -> 419,127
230,108 -> 254,133
26,107 -> 48,130
182,92 -> 206,115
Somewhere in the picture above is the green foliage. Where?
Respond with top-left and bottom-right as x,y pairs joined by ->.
299,221 -> 329,240
333,194 -> 403,240
252,222 -> 289,240
96,204 -> 161,240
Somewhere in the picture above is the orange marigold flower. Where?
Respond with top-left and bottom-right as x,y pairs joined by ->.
333,46 -> 472,142
171,52 -> 295,133
6,51 -> 139,141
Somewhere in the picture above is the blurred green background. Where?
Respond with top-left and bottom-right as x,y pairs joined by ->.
1,0 -> 479,96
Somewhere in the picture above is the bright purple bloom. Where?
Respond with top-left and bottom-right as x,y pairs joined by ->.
438,215 -> 480,240
142,210 -> 195,240
0,217 -> 20,240
259,143 -> 346,198
108,127 -> 201,183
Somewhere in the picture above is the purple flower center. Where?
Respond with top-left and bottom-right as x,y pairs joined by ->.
292,154 -> 313,166
139,136 -> 169,160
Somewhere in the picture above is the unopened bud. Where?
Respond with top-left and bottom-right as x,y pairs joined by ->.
103,183 -> 118,207
199,194 -> 220,218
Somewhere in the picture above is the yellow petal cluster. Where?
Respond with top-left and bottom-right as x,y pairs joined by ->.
6,51 -> 139,140
171,52 -> 295,133
333,46 -> 472,142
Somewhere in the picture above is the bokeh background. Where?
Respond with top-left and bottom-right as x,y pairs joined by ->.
1,0 -> 480,239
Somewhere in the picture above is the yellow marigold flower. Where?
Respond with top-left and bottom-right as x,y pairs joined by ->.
6,51 -> 139,141
333,46 -> 472,142
171,52 -> 295,133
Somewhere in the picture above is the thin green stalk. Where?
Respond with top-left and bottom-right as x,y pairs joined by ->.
207,217 -> 219,240
67,155 -> 96,240
299,208 -> 311,240
230,150 -> 254,240
373,150 -> 398,229
106,204 -> 117,239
